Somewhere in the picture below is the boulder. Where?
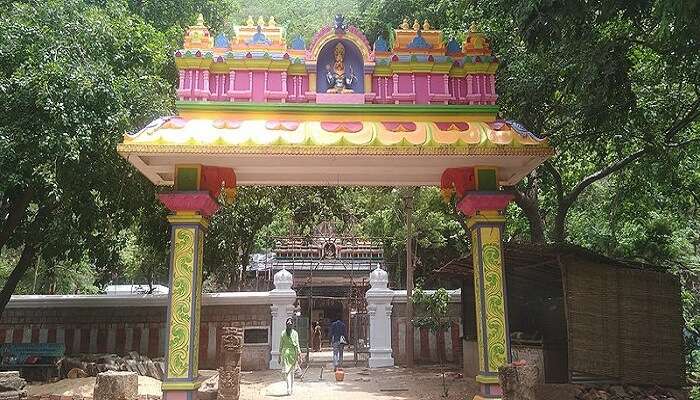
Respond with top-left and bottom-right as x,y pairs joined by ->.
0,391 -> 24,400
0,371 -> 26,392
198,373 -> 219,400
499,363 -> 539,400
93,371 -> 138,400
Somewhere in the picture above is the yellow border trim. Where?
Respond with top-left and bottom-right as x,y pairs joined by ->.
475,374 -> 500,384
118,143 -> 554,157
161,381 -> 203,391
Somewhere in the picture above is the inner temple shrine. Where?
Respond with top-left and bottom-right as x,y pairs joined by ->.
117,14 -> 553,400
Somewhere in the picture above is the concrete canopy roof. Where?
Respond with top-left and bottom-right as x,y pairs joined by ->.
118,102 -> 553,187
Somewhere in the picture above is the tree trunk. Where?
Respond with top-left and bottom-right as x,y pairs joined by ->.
0,189 -> 33,251
512,190 -> 546,243
0,241 -> 38,318
552,202 -> 571,244
0,205 -> 51,318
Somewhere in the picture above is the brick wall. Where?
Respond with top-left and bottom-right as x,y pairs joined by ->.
0,294 -> 272,371
390,290 -> 463,365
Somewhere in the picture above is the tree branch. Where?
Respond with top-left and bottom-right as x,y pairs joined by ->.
566,147 -> 648,205
0,189 -> 33,251
542,161 -> 563,204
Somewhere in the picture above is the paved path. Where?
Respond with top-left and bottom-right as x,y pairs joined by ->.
240,365 -> 477,400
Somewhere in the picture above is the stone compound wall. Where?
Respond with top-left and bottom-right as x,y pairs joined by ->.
0,293 -> 271,371
390,290 -> 463,365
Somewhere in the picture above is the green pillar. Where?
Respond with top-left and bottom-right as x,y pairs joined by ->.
468,212 -> 511,400
162,212 -> 207,400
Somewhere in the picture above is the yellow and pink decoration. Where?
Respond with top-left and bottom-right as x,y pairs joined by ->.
172,14 -> 501,105
119,15 -> 554,400
158,165 -> 237,217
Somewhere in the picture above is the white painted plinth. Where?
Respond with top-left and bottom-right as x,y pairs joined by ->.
366,267 -> 394,368
269,269 -> 296,370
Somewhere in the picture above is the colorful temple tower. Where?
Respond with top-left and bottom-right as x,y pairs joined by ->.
173,15 -> 498,106
118,15 -> 553,400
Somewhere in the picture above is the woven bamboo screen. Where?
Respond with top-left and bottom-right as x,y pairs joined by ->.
563,257 -> 684,387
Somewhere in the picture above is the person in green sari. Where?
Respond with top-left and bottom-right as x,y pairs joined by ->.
278,317 -> 301,395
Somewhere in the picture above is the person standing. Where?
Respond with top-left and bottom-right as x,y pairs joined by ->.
312,321 -> 322,352
278,318 -> 301,395
329,318 -> 347,371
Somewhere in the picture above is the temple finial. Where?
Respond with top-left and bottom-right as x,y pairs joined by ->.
413,19 -> 420,30
469,22 -> 479,32
423,19 -> 431,31
246,15 -> 254,26
400,17 -> 410,30
268,16 -> 277,27
257,15 -> 265,27
196,13 -> 204,26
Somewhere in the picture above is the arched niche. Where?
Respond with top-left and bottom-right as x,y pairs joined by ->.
316,39 -> 365,94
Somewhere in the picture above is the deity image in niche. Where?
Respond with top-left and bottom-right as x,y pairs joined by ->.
325,42 -> 356,93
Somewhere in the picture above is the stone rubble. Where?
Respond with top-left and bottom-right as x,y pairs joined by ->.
0,371 -> 27,400
57,353 -> 164,381
573,384 -> 688,400
92,371 -> 137,400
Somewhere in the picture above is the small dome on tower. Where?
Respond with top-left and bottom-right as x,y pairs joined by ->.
183,13 -> 213,49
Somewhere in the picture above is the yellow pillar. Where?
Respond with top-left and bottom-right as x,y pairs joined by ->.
162,212 -> 207,399
468,211 -> 511,400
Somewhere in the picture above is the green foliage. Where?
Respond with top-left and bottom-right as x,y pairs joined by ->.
0,0 -> 173,300
411,281 -> 453,334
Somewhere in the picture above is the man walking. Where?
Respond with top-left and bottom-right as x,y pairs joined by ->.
278,318 -> 301,395
329,318 -> 347,371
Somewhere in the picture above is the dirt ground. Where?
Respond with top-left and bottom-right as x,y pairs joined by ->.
239,366 -> 477,400
27,375 -> 162,397
27,366 -> 476,400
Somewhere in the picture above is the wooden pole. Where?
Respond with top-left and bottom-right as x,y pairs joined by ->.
403,189 -> 415,368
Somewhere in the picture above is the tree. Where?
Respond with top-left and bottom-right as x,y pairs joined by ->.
0,0 -> 173,316
412,281 -> 454,397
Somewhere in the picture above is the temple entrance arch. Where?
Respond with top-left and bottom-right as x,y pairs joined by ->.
117,14 -> 553,400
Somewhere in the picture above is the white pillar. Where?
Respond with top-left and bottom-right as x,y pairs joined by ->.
269,269 -> 296,369
366,267 -> 394,368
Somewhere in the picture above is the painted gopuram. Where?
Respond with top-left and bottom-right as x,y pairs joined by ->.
117,14 -> 553,400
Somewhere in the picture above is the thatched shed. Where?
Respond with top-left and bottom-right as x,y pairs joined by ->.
437,242 -> 685,387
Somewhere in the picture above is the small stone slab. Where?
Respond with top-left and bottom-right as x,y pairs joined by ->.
0,371 -> 26,392
93,371 -> 138,400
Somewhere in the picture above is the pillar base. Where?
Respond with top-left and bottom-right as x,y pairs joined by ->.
163,391 -> 198,400
162,381 -> 202,400
368,349 -> 394,368
473,380 -> 503,400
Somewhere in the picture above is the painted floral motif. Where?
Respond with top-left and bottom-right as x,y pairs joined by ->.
480,233 -> 508,371
265,120 -> 300,131
472,230 -> 486,373
381,122 -> 417,132
212,119 -> 242,129
320,121 -> 363,133
167,228 -> 195,378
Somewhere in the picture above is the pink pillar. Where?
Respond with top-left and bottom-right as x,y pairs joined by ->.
411,73 -> 416,104
281,72 -> 287,103
178,70 -> 185,99
202,70 -> 210,100
392,74 -> 399,104
427,74 -> 432,99
227,70 -> 236,100
443,74 -> 450,104
263,71 -> 269,102
384,78 -> 389,102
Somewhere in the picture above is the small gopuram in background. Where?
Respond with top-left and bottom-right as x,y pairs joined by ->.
250,222 -> 381,349
118,14 -> 553,400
